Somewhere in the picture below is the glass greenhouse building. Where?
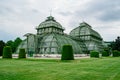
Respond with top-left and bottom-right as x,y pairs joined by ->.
16,16 -> 103,56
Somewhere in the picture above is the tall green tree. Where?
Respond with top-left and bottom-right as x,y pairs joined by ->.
0,40 -> 5,56
110,36 -> 120,51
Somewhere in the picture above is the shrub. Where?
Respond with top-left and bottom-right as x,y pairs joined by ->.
112,50 -> 120,57
2,46 -> 12,58
18,48 -> 26,59
90,51 -> 99,58
102,51 -> 109,57
61,45 -> 74,60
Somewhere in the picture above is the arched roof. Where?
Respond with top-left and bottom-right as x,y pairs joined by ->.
70,22 -> 102,40
36,16 -> 64,30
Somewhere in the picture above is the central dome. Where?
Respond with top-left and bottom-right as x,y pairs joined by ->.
37,16 -> 64,30
36,16 -> 64,34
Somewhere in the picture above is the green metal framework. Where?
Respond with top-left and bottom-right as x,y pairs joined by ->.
70,22 -> 103,52
16,16 -> 103,55
37,33 -> 87,54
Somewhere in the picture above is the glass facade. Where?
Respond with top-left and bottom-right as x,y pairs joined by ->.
37,33 -> 86,54
16,16 -> 103,55
70,22 -> 103,52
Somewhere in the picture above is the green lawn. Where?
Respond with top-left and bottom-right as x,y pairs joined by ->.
0,57 -> 120,80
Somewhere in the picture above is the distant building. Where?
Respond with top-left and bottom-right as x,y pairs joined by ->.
103,41 -> 112,47
16,16 -> 103,56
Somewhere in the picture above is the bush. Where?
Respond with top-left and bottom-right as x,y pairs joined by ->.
102,51 -> 109,57
2,46 -> 12,58
90,51 -> 99,58
112,50 -> 120,57
18,48 -> 26,59
61,45 -> 74,60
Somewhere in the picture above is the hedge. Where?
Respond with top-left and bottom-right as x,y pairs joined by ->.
2,46 -> 12,58
102,51 -> 109,57
90,51 -> 99,58
112,50 -> 120,57
18,48 -> 26,59
61,45 -> 74,60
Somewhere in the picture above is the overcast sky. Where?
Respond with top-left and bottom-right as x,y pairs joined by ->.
0,0 -> 120,42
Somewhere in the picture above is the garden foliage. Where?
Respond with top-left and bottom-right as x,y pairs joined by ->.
112,50 -> 120,57
18,48 -> 26,59
61,45 -> 74,60
102,51 -> 109,57
2,46 -> 12,58
90,51 -> 99,58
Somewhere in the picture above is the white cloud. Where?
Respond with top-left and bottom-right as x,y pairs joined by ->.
0,0 -> 120,42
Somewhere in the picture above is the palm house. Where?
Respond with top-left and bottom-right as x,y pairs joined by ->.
17,16 -> 103,56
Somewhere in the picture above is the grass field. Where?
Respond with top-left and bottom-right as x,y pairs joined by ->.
0,57 -> 120,80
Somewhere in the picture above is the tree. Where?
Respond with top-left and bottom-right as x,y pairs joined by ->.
6,40 -> 13,46
115,37 -> 120,51
0,40 -> 5,56
110,36 -> 120,51
6,40 -> 14,53
5,37 -> 22,53
12,37 -> 22,53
